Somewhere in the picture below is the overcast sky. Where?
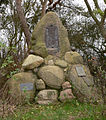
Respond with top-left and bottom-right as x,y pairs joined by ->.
73,0 -> 105,10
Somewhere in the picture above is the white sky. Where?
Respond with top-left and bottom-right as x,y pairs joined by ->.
73,0 -> 106,10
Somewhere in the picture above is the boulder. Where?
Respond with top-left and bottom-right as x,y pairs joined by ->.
59,89 -> 75,102
68,64 -> 103,103
7,72 -> 37,104
36,79 -> 46,90
35,89 -> 58,104
62,81 -> 72,90
31,12 -> 70,57
64,51 -> 83,64
38,65 -> 65,89
55,60 -> 68,68
22,54 -> 44,70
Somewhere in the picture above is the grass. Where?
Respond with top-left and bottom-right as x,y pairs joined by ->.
0,100 -> 105,120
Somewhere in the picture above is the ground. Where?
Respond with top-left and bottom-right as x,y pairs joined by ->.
0,99 -> 105,120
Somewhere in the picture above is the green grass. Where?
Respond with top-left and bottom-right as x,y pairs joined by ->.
0,100 -> 105,120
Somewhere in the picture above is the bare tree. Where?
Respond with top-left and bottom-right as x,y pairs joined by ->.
84,0 -> 106,40
40,0 -> 62,18
40,0 -> 48,18
16,0 -> 31,51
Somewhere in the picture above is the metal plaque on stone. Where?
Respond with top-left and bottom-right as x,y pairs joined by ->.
45,25 -> 59,54
76,66 -> 86,77
20,83 -> 34,91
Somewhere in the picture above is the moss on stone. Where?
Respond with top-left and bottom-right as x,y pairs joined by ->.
7,72 -> 37,104
31,12 -> 70,58
64,51 -> 83,64
32,43 -> 48,57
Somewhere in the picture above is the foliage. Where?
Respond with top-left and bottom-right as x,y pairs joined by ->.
0,0 -> 9,6
55,0 -> 105,71
0,0 -> 41,88
54,0 -> 106,102
88,57 -> 106,102
0,100 -> 105,120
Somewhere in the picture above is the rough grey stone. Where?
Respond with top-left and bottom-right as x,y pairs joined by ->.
55,60 -> 68,68
7,72 -> 37,104
64,51 -> 83,64
68,64 -> 103,103
36,89 -> 58,104
22,55 -> 44,70
38,65 -> 65,89
59,89 -> 75,102
62,81 -> 72,90
36,79 -> 46,90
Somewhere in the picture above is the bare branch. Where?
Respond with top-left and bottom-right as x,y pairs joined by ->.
48,0 -> 53,6
101,8 -> 106,26
93,0 -> 101,10
40,0 -> 44,5
84,0 -> 100,26
47,0 -> 61,11
40,0 -> 48,18
16,0 -> 31,51
44,0 -> 48,4
93,0 -> 103,16
104,0 -> 106,4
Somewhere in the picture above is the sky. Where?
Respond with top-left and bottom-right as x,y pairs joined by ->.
73,0 -> 106,10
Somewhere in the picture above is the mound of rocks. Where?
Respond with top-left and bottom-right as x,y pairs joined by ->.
5,12 -> 103,105
7,52 -> 103,104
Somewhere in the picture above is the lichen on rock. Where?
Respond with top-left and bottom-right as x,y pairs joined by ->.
7,72 -> 37,104
38,65 -> 65,89
22,54 -> 44,70
31,12 -> 70,58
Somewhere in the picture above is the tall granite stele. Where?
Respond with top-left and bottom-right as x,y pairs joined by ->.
31,12 -> 70,57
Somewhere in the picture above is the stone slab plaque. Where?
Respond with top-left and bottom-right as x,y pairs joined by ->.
45,25 -> 59,53
20,83 -> 34,91
76,66 -> 86,77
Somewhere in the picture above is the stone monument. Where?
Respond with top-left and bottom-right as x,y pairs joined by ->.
31,12 -> 70,57
6,12 -> 103,105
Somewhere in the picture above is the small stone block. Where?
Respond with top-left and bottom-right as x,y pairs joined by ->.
36,79 -> 46,90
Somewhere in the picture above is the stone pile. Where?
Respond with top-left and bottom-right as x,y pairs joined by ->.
6,12 -> 103,104
7,52 -> 103,104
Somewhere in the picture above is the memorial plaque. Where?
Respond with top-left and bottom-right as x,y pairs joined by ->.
76,66 -> 86,77
20,83 -> 34,91
45,25 -> 59,53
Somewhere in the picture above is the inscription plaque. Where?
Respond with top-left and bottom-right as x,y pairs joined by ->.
20,83 -> 34,91
45,25 -> 59,54
76,66 -> 86,77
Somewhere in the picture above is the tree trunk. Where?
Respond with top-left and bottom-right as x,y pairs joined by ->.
16,0 -> 31,51
41,2 -> 47,18
40,0 -> 48,18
